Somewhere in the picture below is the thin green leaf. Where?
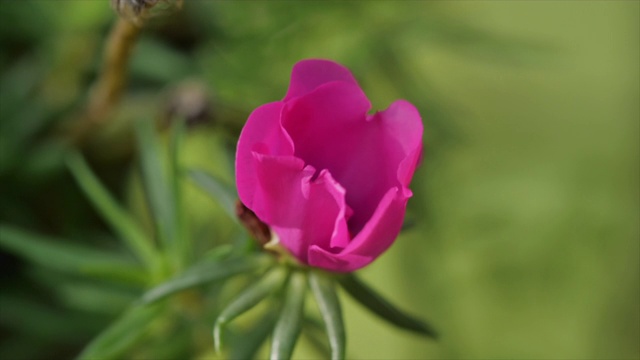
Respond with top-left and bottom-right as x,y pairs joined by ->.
55,281 -> 138,315
81,264 -> 150,286
302,322 -> 332,360
77,305 -> 162,360
134,320 -> 192,360
135,119 -> 176,253
0,224 -> 148,286
201,244 -> 234,262
309,272 -> 345,360
169,119 -> 189,267
188,169 -> 238,221
66,152 -> 161,271
0,293 -> 106,341
214,267 -> 287,352
270,271 -> 307,360
139,254 -> 272,305
228,310 -> 279,360
338,274 -> 438,338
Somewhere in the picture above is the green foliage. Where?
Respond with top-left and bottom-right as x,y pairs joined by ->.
135,119 -> 178,255
0,225 -> 148,286
269,271 -> 307,360
227,310 -> 278,360
140,254 -> 272,305
213,267 -> 287,352
189,169 -> 238,222
309,272 -> 346,360
66,151 -> 162,272
77,305 -> 164,360
339,274 -> 437,338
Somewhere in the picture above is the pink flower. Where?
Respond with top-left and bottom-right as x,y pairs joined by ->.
235,59 -> 423,272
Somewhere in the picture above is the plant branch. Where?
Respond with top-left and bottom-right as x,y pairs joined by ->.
69,17 -> 141,145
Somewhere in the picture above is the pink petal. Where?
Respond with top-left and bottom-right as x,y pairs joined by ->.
250,152 -> 351,263
236,60 -> 424,272
369,100 -> 424,190
284,59 -> 359,102
308,187 -> 407,272
236,101 -> 293,210
283,83 -> 422,233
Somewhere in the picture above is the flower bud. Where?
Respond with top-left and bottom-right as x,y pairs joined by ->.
111,0 -> 183,24
235,60 -> 423,272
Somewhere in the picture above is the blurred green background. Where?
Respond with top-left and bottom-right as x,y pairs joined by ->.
0,1 -> 638,359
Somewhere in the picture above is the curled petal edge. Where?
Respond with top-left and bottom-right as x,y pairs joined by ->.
308,187 -> 409,272
236,101 -> 294,211
250,152 -> 351,263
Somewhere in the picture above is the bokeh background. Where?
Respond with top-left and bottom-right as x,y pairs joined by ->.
1,1 -> 638,359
